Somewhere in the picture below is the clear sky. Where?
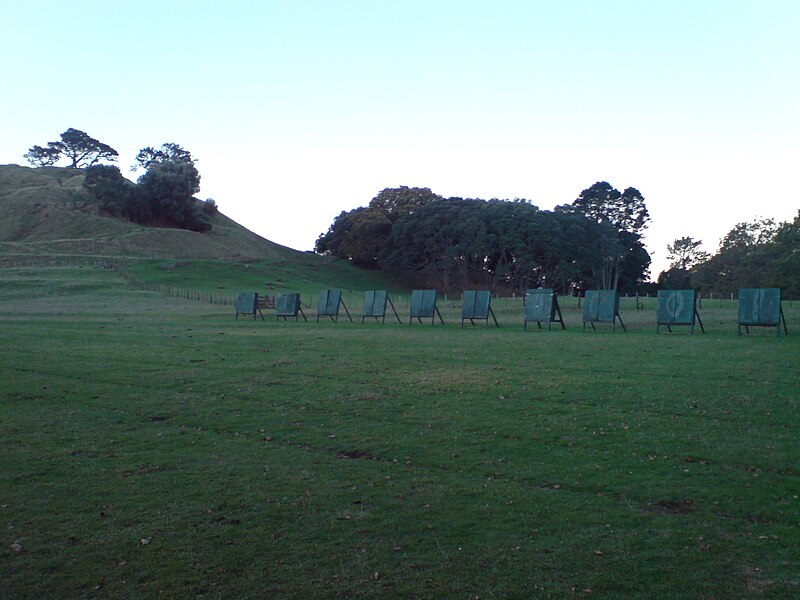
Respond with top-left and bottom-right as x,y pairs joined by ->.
3,1 -> 798,276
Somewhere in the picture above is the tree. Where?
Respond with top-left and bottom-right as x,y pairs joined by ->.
379,198 -> 474,290
201,198 -> 219,217
132,143 -> 195,171
368,186 -> 440,221
137,160 -> 209,231
83,165 -> 144,220
315,186 -> 442,268
718,217 -> 777,252
556,182 -> 651,292
666,236 -> 710,270
656,267 -> 692,290
690,217 -> 779,294
657,236 -> 710,290
564,181 -> 650,235
24,128 -> 118,168
763,211 -> 800,296
23,145 -> 61,167
315,184 -> 652,294
336,210 -> 392,268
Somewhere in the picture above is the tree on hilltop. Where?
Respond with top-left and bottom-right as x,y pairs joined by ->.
83,164 -> 152,222
24,128 -> 118,168
82,141 -> 214,232
22,145 -> 61,167
136,159 -> 209,232
132,143 -> 195,171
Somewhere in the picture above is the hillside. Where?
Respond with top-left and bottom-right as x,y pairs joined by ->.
0,164 -> 296,263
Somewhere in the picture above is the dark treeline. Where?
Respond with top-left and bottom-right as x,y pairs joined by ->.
659,212 -> 800,297
316,183 -> 652,295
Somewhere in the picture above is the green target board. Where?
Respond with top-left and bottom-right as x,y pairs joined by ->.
656,290 -> 704,333
738,288 -> 787,335
275,293 -> 306,321
410,290 -> 443,324
523,289 -> 565,331
317,289 -> 342,316
461,290 -> 498,327
317,289 -> 352,323
234,292 -> 263,320
582,290 -> 625,332
363,290 -> 388,317
361,290 -> 401,323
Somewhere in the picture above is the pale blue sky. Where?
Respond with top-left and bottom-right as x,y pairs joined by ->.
3,1 -> 799,275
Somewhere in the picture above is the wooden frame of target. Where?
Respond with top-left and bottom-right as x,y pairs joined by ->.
737,288 -> 788,336
461,290 -> 498,327
523,288 -> 565,331
234,292 -> 264,320
275,292 -> 307,321
316,289 -> 352,323
582,290 -> 625,332
410,289 -> 444,325
656,289 -> 704,334
361,290 -> 401,324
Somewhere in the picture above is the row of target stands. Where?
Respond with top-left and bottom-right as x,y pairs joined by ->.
234,288 -> 789,335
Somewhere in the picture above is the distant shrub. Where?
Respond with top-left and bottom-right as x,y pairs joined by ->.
201,198 -> 219,217
83,162 -> 215,232
83,165 -> 144,220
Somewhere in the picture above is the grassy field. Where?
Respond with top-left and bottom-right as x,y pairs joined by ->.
2,266 -> 798,598
123,258 -> 404,302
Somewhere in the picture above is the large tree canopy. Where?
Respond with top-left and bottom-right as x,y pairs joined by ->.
560,181 -> 649,234
136,160 -> 209,231
24,128 -> 118,168
317,185 -> 653,294
555,182 -> 651,290
315,186 -> 441,268
689,217 -> 789,295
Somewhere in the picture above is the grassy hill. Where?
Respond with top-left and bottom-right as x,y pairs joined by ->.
0,164 -> 401,294
0,164 -> 306,262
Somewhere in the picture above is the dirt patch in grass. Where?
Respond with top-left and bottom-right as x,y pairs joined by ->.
741,564 -> 773,594
337,449 -> 380,461
649,499 -> 695,514
146,415 -> 170,422
410,367 -> 492,391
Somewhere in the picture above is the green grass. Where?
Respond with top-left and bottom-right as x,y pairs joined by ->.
124,257 -> 405,300
1,267 -> 798,598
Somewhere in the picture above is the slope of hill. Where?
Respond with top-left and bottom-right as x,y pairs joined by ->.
0,164 -> 293,262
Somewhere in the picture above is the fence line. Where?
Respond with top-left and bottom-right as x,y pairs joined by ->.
110,264 -> 234,307
0,257 -> 236,307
